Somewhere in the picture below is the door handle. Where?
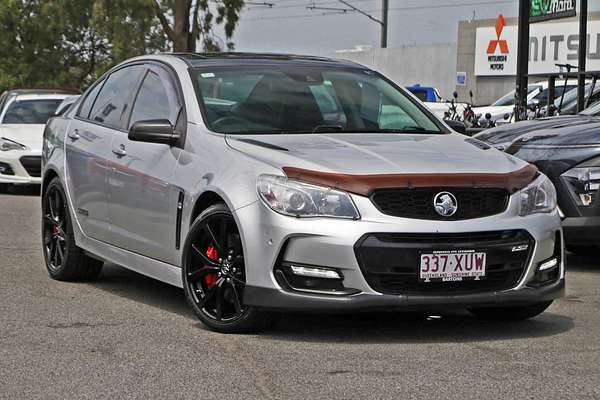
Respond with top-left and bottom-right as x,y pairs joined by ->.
112,144 -> 127,157
67,129 -> 80,141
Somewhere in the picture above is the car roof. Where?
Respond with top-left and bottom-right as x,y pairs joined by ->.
0,88 -> 78,97
164,52 -> 364,68
9,93 -> 72,102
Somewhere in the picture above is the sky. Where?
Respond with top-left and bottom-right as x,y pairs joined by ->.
224,0 -> 600,56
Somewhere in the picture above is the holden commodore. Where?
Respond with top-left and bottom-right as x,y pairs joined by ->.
42,53 -> 564,332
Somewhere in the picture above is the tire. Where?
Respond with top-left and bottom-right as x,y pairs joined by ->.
567,245 -> 598,257
42,177 -> 103,281
182,203 -> 278,333
468,300 -> 553,321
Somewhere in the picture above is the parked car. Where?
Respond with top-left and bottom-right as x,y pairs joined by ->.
405,84 -> 466,120
473,80 -> 579,124
473,99 -> 600,151
42,53 -> 563,332
0,90 -> 74,189
504,122 -> 600,255
473,115 -> 599,151
541,84 -> 600,116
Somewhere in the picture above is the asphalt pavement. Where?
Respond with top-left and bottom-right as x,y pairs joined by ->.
1,185 -> 599,399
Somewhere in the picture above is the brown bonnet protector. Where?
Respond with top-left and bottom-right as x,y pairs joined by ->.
282,164 -> 539,196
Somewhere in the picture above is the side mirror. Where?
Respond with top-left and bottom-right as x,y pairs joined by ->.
445,119 -> 467,134
453,91 -> 458,99
128,119 -> 180,145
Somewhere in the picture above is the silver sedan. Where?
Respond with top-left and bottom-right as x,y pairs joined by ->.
42,53 -> 564,332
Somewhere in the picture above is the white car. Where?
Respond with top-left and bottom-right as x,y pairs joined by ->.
0,91 -> 72,188
473,80 -> 579,124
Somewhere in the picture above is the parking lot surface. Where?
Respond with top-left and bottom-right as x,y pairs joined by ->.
1,186 -> 599,399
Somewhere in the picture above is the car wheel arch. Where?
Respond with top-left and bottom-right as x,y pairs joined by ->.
190,190 -> 229,225
41,168 -> 60,198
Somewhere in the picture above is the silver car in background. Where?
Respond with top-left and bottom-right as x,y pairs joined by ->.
42,53 -> 564,332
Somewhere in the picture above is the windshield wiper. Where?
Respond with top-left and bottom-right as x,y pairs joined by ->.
369,127 -> 442,134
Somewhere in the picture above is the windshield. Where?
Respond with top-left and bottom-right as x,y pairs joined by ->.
193,67 -> 444,135
491,85 -> 541,106
2,99 -> 63,124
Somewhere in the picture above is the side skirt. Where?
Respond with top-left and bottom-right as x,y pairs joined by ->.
77,234 -> 183,288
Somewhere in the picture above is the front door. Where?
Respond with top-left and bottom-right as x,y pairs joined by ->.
65,64 -> 145,243
107,65 -> 184,265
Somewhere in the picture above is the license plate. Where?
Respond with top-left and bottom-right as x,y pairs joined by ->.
420,250 -> 486,282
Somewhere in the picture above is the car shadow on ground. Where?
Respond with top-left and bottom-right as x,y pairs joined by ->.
94,261 -> 577,344
0,184 -> 40,197
264,310 -> 573,344
565,253 -> 599,272
94,263 -> 196,320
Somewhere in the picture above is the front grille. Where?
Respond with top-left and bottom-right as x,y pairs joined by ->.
370,188 -> 509,220
354,230 -> 533,295
19,156 -> 41,177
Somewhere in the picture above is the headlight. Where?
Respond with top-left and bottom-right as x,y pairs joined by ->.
561,157 -> 600,207
0,137 -> 26,151
519,174 -> 557,216
257,174 -> 360,219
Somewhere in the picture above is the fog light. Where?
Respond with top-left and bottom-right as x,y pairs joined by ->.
0,162 -> 14,175
290,265 -> 341,279
539,257 -> 558,271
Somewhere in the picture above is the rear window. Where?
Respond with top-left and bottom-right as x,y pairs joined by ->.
1,99 -> 63,124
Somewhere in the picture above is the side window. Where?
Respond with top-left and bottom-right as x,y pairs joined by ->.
129,67 -> 181,127
78,80 -> 104,119
89,65 -> 144,129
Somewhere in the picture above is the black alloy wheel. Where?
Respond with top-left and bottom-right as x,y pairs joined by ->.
42,177 -> 103,281
182,203 -> 277,333
43,185 -> 68,271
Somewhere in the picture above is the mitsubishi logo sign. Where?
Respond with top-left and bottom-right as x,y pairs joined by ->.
487,14 -> 509,55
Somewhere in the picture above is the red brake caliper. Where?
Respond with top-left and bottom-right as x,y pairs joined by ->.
204,245 -> 219,289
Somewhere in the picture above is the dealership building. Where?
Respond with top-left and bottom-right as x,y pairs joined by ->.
335,8 -> 600,106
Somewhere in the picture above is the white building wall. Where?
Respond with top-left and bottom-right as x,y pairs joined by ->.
332,43 -> 458,100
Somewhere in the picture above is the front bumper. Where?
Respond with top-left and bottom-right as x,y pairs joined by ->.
0,150 -> 42,185
562,216 -> 600,246
235,193 -> 564,311
244,279 -> 564,312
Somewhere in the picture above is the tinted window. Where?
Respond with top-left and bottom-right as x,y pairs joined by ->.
78,81 -> 104,119
492,85 -> 541,106
534,85 -> 576,102
194,67 -> 442,135
408,89 -> 429,102
2,99 -> 63,124
129,68 -> 181,127
89,66 -> 144,129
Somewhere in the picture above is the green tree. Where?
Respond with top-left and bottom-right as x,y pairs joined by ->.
152,0 -> 245,52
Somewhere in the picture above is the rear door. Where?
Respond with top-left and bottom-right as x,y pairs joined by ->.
106,63 -> 184,264
65,65 -> 144,242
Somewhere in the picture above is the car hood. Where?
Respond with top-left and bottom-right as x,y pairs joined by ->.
226,133 -> 527,175
474,115 -> 597,145
0,124 -> 45,151
506,120 -> 600,148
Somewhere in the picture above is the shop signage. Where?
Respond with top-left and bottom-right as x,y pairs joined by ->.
475,16 -> 600,76
530,0 -> 576,23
